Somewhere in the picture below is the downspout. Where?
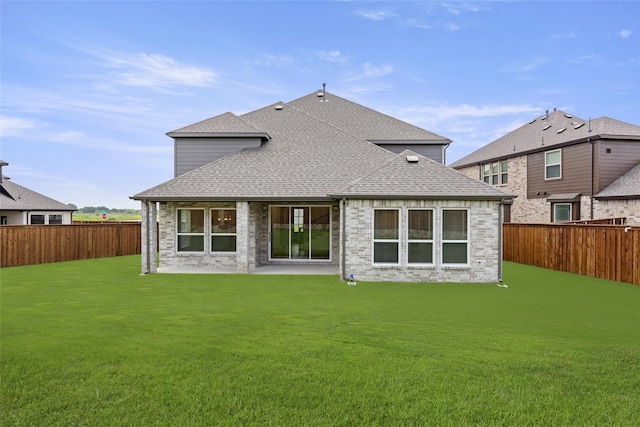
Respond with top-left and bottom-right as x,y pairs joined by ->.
589,138 -> 594,220
498,200 -> 503,283
341,198 -> 347,281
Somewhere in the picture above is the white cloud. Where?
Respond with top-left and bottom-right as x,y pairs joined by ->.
444,22 -> 460,31
354,9 -> 397,21
102,52 -> 217,91
619,29 -> 632,38
317,50 -> 349,63
0,116 -> 42,137
345,63 -> 393,82
500,58 -> 547,73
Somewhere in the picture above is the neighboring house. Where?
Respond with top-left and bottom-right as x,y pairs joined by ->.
0,161 -> 75,225
450,110 -> 640,225
132,89 -> 512,282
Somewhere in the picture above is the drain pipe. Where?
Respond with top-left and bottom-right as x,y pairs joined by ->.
340,198 -> 346,281
498,200 -> 503,283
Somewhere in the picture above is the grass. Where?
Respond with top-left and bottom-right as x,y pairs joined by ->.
1,257 -> 639,426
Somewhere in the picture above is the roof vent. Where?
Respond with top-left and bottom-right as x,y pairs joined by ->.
557,128 -> 566,134
274,104 -> 284,110
406,155 -> 419,163
529,119 -> 537,124
564,114 -> 573,118
543,125 -> 551,130
574,123 -> 585,129
319,83 -> 328,102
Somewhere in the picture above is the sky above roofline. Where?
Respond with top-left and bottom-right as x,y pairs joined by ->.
1,1 -> 638,208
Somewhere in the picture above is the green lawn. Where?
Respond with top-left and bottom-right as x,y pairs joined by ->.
1,257 -> 638,426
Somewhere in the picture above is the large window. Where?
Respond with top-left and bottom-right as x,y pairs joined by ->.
48,214 -> 63,225
482,161 -> 508,185
177,209 -> 205,252
545,149 -> 562,179
373,209 -> 399,264
211,209 -> 236,252
442,209 -> 468,264
553,203 -> 571,222
407,209 -> 434,264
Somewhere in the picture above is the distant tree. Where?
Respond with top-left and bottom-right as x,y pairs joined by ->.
68,203 -> 78,209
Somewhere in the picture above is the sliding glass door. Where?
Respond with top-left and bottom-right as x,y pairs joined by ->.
270,206 -> 330,261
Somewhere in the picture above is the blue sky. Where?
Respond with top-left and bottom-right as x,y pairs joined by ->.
1,1 -> 639,209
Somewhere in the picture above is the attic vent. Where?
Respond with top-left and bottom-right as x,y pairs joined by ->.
274,104 -> 284,110
564,114 -> 573,118
574,123 -> 585,129
406,155 -> 419,163
543,125 -> 551,130
557,128 -> 566,134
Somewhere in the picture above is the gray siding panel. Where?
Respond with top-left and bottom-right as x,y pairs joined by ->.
174,137 -> 262,177
376,143 -> 445,163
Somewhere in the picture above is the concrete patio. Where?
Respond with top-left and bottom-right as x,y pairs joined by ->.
157,264 -> 339,275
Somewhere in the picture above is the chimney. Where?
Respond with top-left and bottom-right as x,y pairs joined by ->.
320,83 -> 328,102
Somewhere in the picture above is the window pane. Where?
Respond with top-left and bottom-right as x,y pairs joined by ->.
546,150 -> 561,164
178,235 -> 204,252
554,204 -> 571,222
271,207 -> 290,258
408,210 -> 433,240
546,164 -> 561,179
501,161 -> 508,173
211,210 -> 236,233
31,215 -> 45,224
491,163 -> 499,174
374,242 -> 398,263
310,207 -> 330,259
492,175 -> 498,185
48,214 -> 63,224
443,210 -> 467,240
212,235 -> 236,252
443,243 -> 468,264
374,210 -> 398,240
483,164 -> 490,176
501,172 -> 508,185
178,210 -> 204,233
408,242 -> 433,264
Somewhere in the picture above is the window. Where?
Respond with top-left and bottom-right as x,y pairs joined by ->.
177,209 -> 204,252
442,209 -> 468,264
500,161 -> 508,185
30,214 -> 45,224
553,203 -> 571,222
211,209 -> 236,252
48,214 -> 63,225
482,161 -> 508,185
545,149 -> 561,179
373,209 -> 399,264
408,209 -> 433,264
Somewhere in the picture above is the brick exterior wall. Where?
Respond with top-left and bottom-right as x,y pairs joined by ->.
456,157 -> 640,224
341,199 -> 502,283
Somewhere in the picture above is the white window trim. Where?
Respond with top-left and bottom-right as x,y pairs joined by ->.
545,149 -> 562,180
482,161 -> 508,186
406,208 -> 434,265
372,208 -> 400,266
441,208 -> 470,267
176,208 -> 206,253
553,203 -> 572,223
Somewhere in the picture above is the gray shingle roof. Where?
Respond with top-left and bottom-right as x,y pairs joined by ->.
167,111 -> 269,138
288,91 -> 451,143
333,150 -> 512,199
595,162 -> 640,199
132,91 -> 509,202
0,179 -> 75,211
450,111 -> 640,168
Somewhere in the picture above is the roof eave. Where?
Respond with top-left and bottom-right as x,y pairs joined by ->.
166,131 -> 271,140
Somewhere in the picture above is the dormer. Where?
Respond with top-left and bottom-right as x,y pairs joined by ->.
167,112 -> 270,177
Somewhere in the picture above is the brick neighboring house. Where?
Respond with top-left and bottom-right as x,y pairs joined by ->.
450,110 -> 640,225
0,161 -> 75,225
132,89 -> 512,282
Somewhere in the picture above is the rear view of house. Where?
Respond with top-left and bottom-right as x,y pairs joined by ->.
132,89 -> 512,282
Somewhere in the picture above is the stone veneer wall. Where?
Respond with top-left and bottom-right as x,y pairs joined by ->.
158,201 -> 240,271
342,199 -> 502,283
593,199 -> 640,225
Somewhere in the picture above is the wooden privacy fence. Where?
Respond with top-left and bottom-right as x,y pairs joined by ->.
503,223 -> 640,286
0,223 -> 143,268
